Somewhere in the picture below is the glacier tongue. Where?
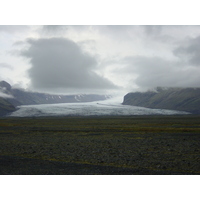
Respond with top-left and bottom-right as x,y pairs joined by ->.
9,97 -> 190,117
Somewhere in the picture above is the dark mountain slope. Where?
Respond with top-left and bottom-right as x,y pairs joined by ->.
123,87 -> 200,114
0,81 -> 110,105
0,97 -> 17,116
10,88 -> 108,105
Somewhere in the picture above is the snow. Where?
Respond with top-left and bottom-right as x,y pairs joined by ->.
74,95 -> 80,101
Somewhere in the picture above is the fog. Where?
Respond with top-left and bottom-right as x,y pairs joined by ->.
0,92 -> 13,98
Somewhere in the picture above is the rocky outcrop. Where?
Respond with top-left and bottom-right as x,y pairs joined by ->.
123,87 -> 200,114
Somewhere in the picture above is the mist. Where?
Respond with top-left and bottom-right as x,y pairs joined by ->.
0,92 -> 13,98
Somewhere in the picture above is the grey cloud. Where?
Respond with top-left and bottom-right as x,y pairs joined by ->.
42,25 -> 68,33
0,63 -> 13,69
173,36 -> 200,66
42,25 -> 88,34
104,25 -> 162,36
142,25 -> 178,43
98,25 -> 176,45
143,25 -> 163,35
104,25 -> 131,31
0,25 -> 29,33
94,25 -> 135,41
121,56 -> 200,90
21,37 -> 117,92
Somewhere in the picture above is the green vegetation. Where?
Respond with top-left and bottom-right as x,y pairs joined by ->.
0,116 -> 200,174
123,87 -> 200,114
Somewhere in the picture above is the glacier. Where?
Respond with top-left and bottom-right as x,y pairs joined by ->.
8,96 -> 190,117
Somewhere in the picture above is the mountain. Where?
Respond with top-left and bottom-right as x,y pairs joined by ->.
10,88 -> 110,105
0,81 -> 110,116
122,87 -> 200,114
0,80 -> 12,92
0,97 -> 17,116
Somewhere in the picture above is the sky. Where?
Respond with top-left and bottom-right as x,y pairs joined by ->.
1,25 -> 200,95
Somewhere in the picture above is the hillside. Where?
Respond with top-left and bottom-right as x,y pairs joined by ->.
10,88 -> 109,105
0,97 -> 17,116
122,87 -> 200,114
0,81 -> 110,105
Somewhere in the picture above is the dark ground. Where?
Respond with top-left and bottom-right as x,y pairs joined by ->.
0,115 -> 200,175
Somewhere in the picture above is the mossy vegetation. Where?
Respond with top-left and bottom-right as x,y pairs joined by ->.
0,115 -> 200,174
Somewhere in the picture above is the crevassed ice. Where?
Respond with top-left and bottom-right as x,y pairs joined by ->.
9,97 -> 190,117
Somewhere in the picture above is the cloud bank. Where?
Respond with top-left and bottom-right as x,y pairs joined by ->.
121,55 -> 200,90
2,25 -> 200,94
21,37 -> 117,93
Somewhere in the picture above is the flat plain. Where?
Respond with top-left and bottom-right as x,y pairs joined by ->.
0,115 -> 200,175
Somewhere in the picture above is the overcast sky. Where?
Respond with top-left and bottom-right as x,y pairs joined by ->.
1,25 -> 200,95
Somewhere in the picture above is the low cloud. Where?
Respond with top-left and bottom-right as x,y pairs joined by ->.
0,86 -> 13,98
173,36 -> 200,67
21,37 -> 117,93
121,55 -> 200,90
0,92 -> 13,98
0,63 -> 13,70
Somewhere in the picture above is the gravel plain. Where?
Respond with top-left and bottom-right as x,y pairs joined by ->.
0,115 -> 200,175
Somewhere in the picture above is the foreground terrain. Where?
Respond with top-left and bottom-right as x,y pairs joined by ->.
0,116 -> 200,175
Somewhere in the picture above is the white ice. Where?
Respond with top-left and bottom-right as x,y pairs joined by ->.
9,96 -> 190,117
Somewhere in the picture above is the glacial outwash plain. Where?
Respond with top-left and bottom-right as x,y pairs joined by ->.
0,115 -> 200,175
